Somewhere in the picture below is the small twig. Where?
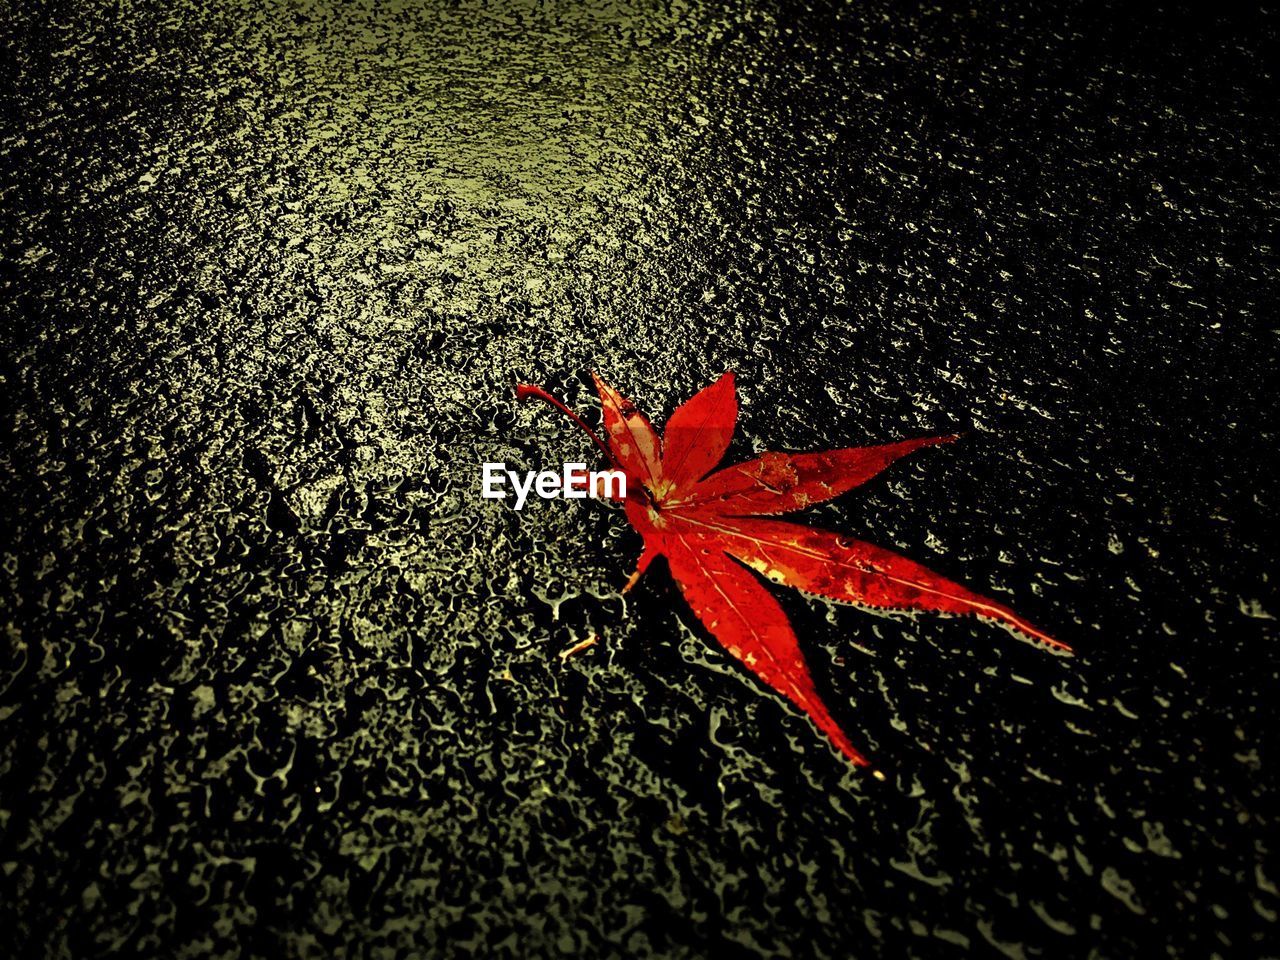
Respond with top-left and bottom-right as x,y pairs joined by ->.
558,634 -> 599,661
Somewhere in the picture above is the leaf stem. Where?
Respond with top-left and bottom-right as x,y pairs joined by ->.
515,383 -> 617,469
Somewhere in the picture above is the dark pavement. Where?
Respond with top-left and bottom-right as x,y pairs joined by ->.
2,1 -> 1277,956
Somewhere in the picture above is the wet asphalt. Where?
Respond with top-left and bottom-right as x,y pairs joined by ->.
2,1 -> 1278,957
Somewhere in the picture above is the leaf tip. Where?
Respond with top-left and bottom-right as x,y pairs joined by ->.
1002,615 -> 1073,656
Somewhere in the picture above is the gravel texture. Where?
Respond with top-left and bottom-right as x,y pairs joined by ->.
2,1 -> 1277,957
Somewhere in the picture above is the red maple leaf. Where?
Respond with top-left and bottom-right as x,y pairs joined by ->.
517,372 -> 1071,768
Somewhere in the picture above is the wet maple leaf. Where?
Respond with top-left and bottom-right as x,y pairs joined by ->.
517,372 -> 1071,768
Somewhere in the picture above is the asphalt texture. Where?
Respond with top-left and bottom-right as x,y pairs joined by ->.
2,1 -> 1278,957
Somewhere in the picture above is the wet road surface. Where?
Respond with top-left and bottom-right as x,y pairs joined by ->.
3,1 -> 1278,956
